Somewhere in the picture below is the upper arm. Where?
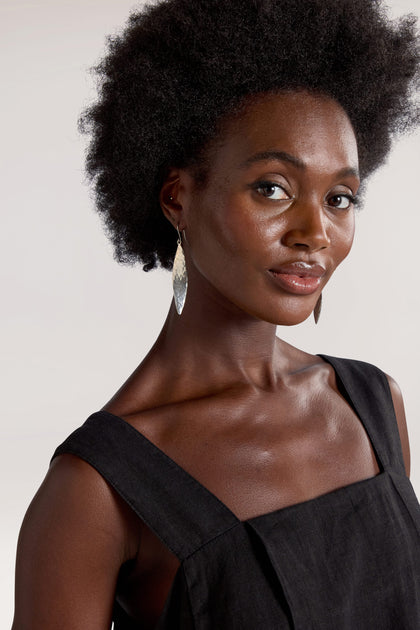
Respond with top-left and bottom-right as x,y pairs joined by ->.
13,454 -> 140,630
386,374 -> 411,477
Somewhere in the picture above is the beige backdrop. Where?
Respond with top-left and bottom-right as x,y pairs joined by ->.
2,0 -> 419,623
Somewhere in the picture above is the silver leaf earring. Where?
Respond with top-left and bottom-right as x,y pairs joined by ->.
172,225 -> 188,315
314,293 -> 322,324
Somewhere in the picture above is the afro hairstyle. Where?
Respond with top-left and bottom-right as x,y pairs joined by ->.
81,0 -> 419,271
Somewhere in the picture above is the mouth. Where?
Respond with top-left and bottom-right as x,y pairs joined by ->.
268,262 -> 326,296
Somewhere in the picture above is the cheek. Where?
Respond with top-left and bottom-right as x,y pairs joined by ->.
188,189 -> 261,263
332,213 -> 356,267
184,197 -> 236,283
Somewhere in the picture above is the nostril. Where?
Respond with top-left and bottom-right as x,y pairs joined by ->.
290,242 -> 313,250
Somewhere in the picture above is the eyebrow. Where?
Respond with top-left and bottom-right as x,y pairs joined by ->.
334,166 -> 360,180
241,150 -> 305,169
241,150 -> 360,180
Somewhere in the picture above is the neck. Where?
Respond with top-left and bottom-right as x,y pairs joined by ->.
152,271 -> 285,393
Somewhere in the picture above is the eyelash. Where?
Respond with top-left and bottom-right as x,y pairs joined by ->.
252,180 -> 290,200
326,193 -> 358,210
252,180 -> 358,209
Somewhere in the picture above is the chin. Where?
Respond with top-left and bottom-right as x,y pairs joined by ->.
253,296 -> 317,326
221,288 -> 318,326
274,314 -> 314,327
277,313 -> 314,327
245,304 -> 315,327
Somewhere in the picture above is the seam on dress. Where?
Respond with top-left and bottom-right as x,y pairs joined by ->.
183,521 -> 242,560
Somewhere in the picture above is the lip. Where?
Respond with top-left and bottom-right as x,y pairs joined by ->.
268,262 -> 326,295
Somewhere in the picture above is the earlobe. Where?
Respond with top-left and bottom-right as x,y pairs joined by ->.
159,168 -> 187,231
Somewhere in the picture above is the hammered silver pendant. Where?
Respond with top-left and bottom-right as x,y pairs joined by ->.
172,240 -> 188,314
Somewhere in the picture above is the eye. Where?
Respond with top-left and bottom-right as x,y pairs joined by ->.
326,193 -> 356,210
254,181 -> 290,200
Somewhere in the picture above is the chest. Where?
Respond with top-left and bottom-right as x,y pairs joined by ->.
115,375 -> 382,623
133,383 -> 380,520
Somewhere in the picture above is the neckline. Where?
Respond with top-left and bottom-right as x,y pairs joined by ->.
98,354 -> 385,525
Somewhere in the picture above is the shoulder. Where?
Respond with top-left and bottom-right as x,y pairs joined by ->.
48,413 -> 145,552
13,452 -> 141,628
23,452 -> 141,561
320,355 -> 411,477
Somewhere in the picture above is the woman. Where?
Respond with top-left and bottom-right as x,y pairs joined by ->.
12,0 -> 419,628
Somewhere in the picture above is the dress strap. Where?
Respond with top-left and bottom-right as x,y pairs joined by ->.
52,411 -> 239,561
319,355 -> 406,475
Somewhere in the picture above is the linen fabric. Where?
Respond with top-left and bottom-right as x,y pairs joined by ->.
53,356 -> 420,629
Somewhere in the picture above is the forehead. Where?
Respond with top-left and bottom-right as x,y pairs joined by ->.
207,90 -> 359,175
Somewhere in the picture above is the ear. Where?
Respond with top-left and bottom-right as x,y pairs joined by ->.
160,168 -> 188,231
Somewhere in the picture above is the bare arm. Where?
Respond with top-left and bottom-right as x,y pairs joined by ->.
12,454 -> 140,630
386,374 -> 411,477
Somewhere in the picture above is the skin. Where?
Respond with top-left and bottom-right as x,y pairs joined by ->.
12,91 -> 410,629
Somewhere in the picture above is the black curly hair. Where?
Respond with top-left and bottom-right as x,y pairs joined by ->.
81,0 -> 419,271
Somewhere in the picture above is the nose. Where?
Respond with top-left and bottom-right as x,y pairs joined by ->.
281,199 -> 331,252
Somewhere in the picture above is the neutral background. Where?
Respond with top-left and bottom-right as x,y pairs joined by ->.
2,0 -> 419,623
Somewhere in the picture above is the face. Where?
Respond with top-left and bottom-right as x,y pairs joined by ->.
175,91 -> 359,325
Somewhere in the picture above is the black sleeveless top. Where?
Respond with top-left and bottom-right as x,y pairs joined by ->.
53,356 -> 420,629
